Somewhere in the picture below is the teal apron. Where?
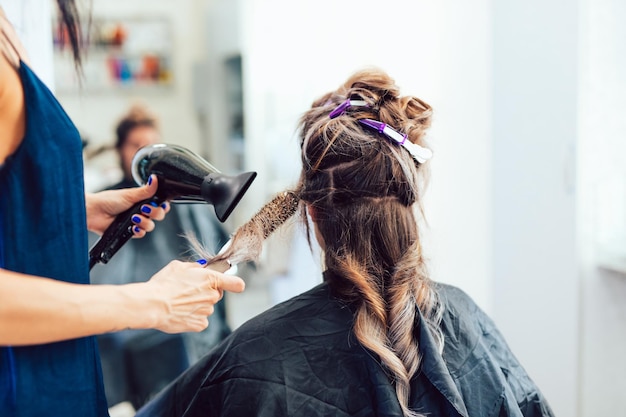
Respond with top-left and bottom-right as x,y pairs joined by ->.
0,61 -> 108,417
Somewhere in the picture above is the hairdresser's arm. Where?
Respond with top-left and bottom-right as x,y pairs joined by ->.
85,175 -> 170,237
0,260 -> 245,346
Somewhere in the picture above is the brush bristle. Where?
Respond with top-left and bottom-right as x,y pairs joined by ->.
209,189 -> 300,266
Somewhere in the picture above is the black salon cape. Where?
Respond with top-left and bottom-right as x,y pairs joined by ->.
137,276 -> 554,417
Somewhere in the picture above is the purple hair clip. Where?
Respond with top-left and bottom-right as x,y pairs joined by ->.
359,118 -> 433,164
329,99 -> 369,119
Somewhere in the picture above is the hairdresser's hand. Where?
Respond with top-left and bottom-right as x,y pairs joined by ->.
143,260 -> 246,333
85,174 -> 170,237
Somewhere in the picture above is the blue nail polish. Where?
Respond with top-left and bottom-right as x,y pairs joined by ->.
134,226 -> 141,233
161,203 -> 167,209
141,206 -> 152,214
132,215 -> 141,223
196,259 -> 207,266
150,201 -> 159,207
148,176 -> 153,186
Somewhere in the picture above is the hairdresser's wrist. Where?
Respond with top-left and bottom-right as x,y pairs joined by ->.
115,282 -> 163,331
84,193 -> 100,232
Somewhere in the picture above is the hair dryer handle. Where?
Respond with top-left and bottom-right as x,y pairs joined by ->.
88,195 -> 164,270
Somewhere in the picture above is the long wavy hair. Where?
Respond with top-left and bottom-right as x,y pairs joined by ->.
297,68 -> 444,417
204,68 -> 444,417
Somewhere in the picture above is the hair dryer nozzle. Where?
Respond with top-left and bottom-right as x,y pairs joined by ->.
202,171 -> 257,222
130,143 -> 257,222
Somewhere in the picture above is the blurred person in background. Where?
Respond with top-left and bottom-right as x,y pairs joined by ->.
89,104 -> 233,411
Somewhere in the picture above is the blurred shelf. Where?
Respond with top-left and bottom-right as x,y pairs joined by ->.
53,16 -> 173,93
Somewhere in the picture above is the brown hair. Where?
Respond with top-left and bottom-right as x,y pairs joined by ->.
55,0 -> 88,70
203,68 -> 443,417
297,68 -> 443,417
114,104 -> 159,149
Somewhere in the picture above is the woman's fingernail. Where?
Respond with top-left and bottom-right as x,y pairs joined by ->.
148,175 -> 153,186
133,226 -> 141,233
132,215 -> 142,223
196,259 -> 208,266
161,203 -> 167,209
150,201 -> 159,207
141,206 -> 152,214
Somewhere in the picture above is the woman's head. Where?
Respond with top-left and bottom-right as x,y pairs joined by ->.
298,68 -> 433,285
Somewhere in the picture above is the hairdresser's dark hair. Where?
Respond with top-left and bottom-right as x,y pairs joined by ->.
297,68 -> 443,417
55,0 -> 89,69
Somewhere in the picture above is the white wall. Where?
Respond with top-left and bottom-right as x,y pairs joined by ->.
578,0 -> 626,415
491,1 -> 579,416
199,0 -> 242,171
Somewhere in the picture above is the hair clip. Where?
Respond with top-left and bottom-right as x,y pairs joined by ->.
329,99 -> 369,119
359,119 -> 433,163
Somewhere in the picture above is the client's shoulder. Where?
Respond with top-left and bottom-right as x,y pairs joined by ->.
229,282 -> 353,344
434,282 -> 482,316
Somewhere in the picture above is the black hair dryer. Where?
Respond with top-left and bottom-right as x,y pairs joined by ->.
88,143 -> 257,269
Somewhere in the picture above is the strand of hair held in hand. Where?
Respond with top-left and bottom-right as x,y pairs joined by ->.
206,189 -> 300,271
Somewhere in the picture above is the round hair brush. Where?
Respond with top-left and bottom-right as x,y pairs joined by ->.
201,189 -> 301,273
